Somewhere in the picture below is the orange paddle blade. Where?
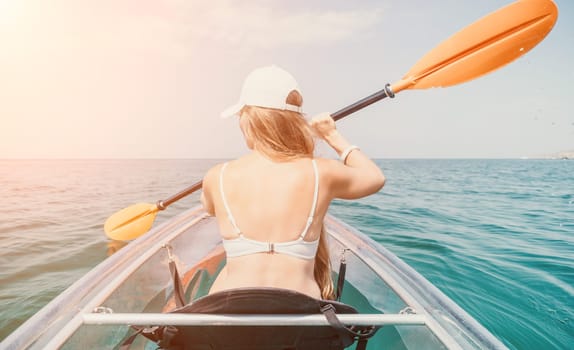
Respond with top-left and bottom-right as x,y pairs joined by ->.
392,0 -> 558,92
104,202 -> 159,241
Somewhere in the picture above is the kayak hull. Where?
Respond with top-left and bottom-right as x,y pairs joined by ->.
1,207 -> 507,349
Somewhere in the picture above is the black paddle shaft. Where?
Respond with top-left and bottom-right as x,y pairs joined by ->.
332,84 -> 394,122
157,180 -> 203,210
154,84 -> 394,210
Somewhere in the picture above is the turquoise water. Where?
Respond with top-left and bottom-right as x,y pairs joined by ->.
0,159 -> 572,349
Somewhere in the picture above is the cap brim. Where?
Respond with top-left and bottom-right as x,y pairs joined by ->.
220,102 -> 244,119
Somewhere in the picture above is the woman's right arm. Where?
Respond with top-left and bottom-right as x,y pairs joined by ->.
201,165 -> 218,216
310,113 -> 385,200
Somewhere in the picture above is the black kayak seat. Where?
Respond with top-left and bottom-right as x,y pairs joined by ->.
141,287 -> 377,350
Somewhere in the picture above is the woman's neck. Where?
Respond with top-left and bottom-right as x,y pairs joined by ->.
249,149 -> 312,164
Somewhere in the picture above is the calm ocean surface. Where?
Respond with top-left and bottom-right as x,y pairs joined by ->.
0,159 -> 572,349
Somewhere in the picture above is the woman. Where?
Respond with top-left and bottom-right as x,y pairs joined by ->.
201,65 -> 384,300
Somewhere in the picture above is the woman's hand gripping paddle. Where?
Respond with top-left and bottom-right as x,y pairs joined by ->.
104,0 -> 557,241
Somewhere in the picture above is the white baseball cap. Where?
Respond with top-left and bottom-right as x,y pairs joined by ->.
221,65 -> 303,118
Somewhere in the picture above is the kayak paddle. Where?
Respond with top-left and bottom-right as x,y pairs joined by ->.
104,0 -> 557,241
104,180 -> 203,240
332,0 -> 558,120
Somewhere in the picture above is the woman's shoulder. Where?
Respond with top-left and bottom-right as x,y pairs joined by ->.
203,158 -> 246,185
205,162 -> 224,174
314,157 -> 344,175
313,157 -> 349,188
203,162 -> 226,187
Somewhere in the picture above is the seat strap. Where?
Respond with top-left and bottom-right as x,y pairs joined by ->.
169,259 -> 185,309
320,304 -> 378,350
119,327 -> 144,350
121,246 -> 185,349
119,326 -> 162,350
120,324 -> 181,349
164,244 -> 186,308
320,304 -> 356,348
335,250 -> 348,301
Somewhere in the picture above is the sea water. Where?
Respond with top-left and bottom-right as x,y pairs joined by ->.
0,159 -> 572,349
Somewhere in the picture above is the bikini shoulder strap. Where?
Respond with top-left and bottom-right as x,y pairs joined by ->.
219,163 -> 241,235
300,159 -> 319,239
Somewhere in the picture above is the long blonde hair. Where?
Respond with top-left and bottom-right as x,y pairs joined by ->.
240,90 -> 334,300
315,227 -> 334,300
239,91 -> 313,161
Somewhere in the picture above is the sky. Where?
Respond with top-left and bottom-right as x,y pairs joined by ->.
0,0 -> 572,159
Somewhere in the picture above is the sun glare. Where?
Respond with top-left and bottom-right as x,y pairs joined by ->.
0,0 -> 19,15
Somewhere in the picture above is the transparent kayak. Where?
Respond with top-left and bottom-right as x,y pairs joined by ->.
1,207 -> 508,349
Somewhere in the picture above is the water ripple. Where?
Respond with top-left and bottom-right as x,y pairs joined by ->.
1,159 -> 572,349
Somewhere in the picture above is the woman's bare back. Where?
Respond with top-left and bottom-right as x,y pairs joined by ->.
204,153 -> 328,298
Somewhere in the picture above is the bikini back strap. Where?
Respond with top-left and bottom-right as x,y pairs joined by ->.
300,159 -> 319,239
219,163 -> 242,235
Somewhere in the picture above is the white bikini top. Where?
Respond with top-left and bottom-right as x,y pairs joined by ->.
219,159 -> 320,260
